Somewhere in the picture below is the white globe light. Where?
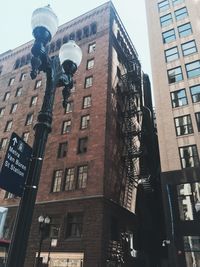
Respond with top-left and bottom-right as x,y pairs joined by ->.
44,216 -> 51,224
59,40 -> 82,67
38,215 -> 44,223
31,5 -> 58,39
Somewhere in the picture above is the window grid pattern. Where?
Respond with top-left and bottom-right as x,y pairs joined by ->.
171,89 -> 188,108
165,46 -> 179,62
65,213 -> 83,238
160,13 -> 173,27
168,66 -> 183,83
181,40 -> 197,56
174,7 -> 188,21
52,170 -> 63,192
178,23 -> 192,38
186,61 -> 200,78
179,145 -> 199,168
87,59 -> 94,70
174,115 -> 193,136
162,29 -> 176,43
85,76 -> 93,88
83,96 -> 91,108
158,0 -> 169,12
62,120 -> 71,134
81,115 -> 90,129
64,168 -> 75,191
77,165 -> 88,189
190,85 -> 200,103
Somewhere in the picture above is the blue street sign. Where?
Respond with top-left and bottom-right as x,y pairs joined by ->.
0,132 -> 32,197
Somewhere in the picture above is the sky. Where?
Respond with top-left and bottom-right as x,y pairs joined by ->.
0,0 -> 152,81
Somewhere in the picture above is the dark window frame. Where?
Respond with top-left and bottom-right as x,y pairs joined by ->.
190,84 -> 200,103
174,114 -> 193,136
179,145 -> 200,168
181,40 -> 197,56
162,29 -> 176,43
165,46 -> 179,62
171,89 -> 188,108
168,66 -> 183,83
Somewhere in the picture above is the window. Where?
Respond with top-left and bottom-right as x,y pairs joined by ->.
0,138 -> 8,150
30,95 -> 38,107
62,120 -> 71,134
80,115 -> 90,129
3,92 -> 10,101
158,0 -> 169,12
4,120 -> 13,132
175,7 -> 188,21
77,165 -> 88,189
20,73 -> 27,81
160,13 -> 173,27
22,132 -> 29,142
165,46 -> 179,62
174,115 -> 193,136
181,40 -> 197,56
177,182 -> 200,221
71,80 -> 76,92
52,170 -> 63,192
172,0 -> 184,5
162,29 -> 176,43
65,213 -> 83,238
86,59 -> 94,70
85,76 -> 93,88
4,192 -> 15,199
8,78 -> 15,86
10,103 -> 18,114
64,168 -> 75,191
25,113 -> 33,125
57,142 -> 68,158
190,85 -> 200,103
167,66 -> 183,83
171,89 -> 187,107
15,87 -> 22,97
83,96 -> 91,109
186,61 -> 200,79
35,80 -> 42,89
179,145 -> 199,168
88,42 -> 96,53
0,107 -> 5,117
49,218 -> 61,238
90,22 -> 97,35
195,112 -> 200,132
78,137 -> 88,154
178,23 -> 192,38
65,101 -> 73,113
184,235 -> 200,266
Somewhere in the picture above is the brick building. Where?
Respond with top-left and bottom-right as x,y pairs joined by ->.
0,2 -> 162,267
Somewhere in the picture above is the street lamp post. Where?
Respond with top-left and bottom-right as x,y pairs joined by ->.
36,215 -> 51,267
6,6 -> 82,267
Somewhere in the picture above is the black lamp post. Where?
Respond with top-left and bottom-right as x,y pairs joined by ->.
6,5 -> 82,267
36,215 -> 51,267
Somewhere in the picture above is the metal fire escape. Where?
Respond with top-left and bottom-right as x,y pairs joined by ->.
117,56 -> 143,210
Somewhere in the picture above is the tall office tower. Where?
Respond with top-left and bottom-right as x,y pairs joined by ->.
145,1 -> 200,267
0,2 -> 160,266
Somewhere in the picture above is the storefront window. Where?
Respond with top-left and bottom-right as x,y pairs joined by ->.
177,183 -> 200,221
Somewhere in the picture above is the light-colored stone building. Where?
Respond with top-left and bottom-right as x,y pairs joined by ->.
145,1 -> 200,267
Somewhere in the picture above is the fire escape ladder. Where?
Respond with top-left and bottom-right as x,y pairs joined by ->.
116,56 -> 142,209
